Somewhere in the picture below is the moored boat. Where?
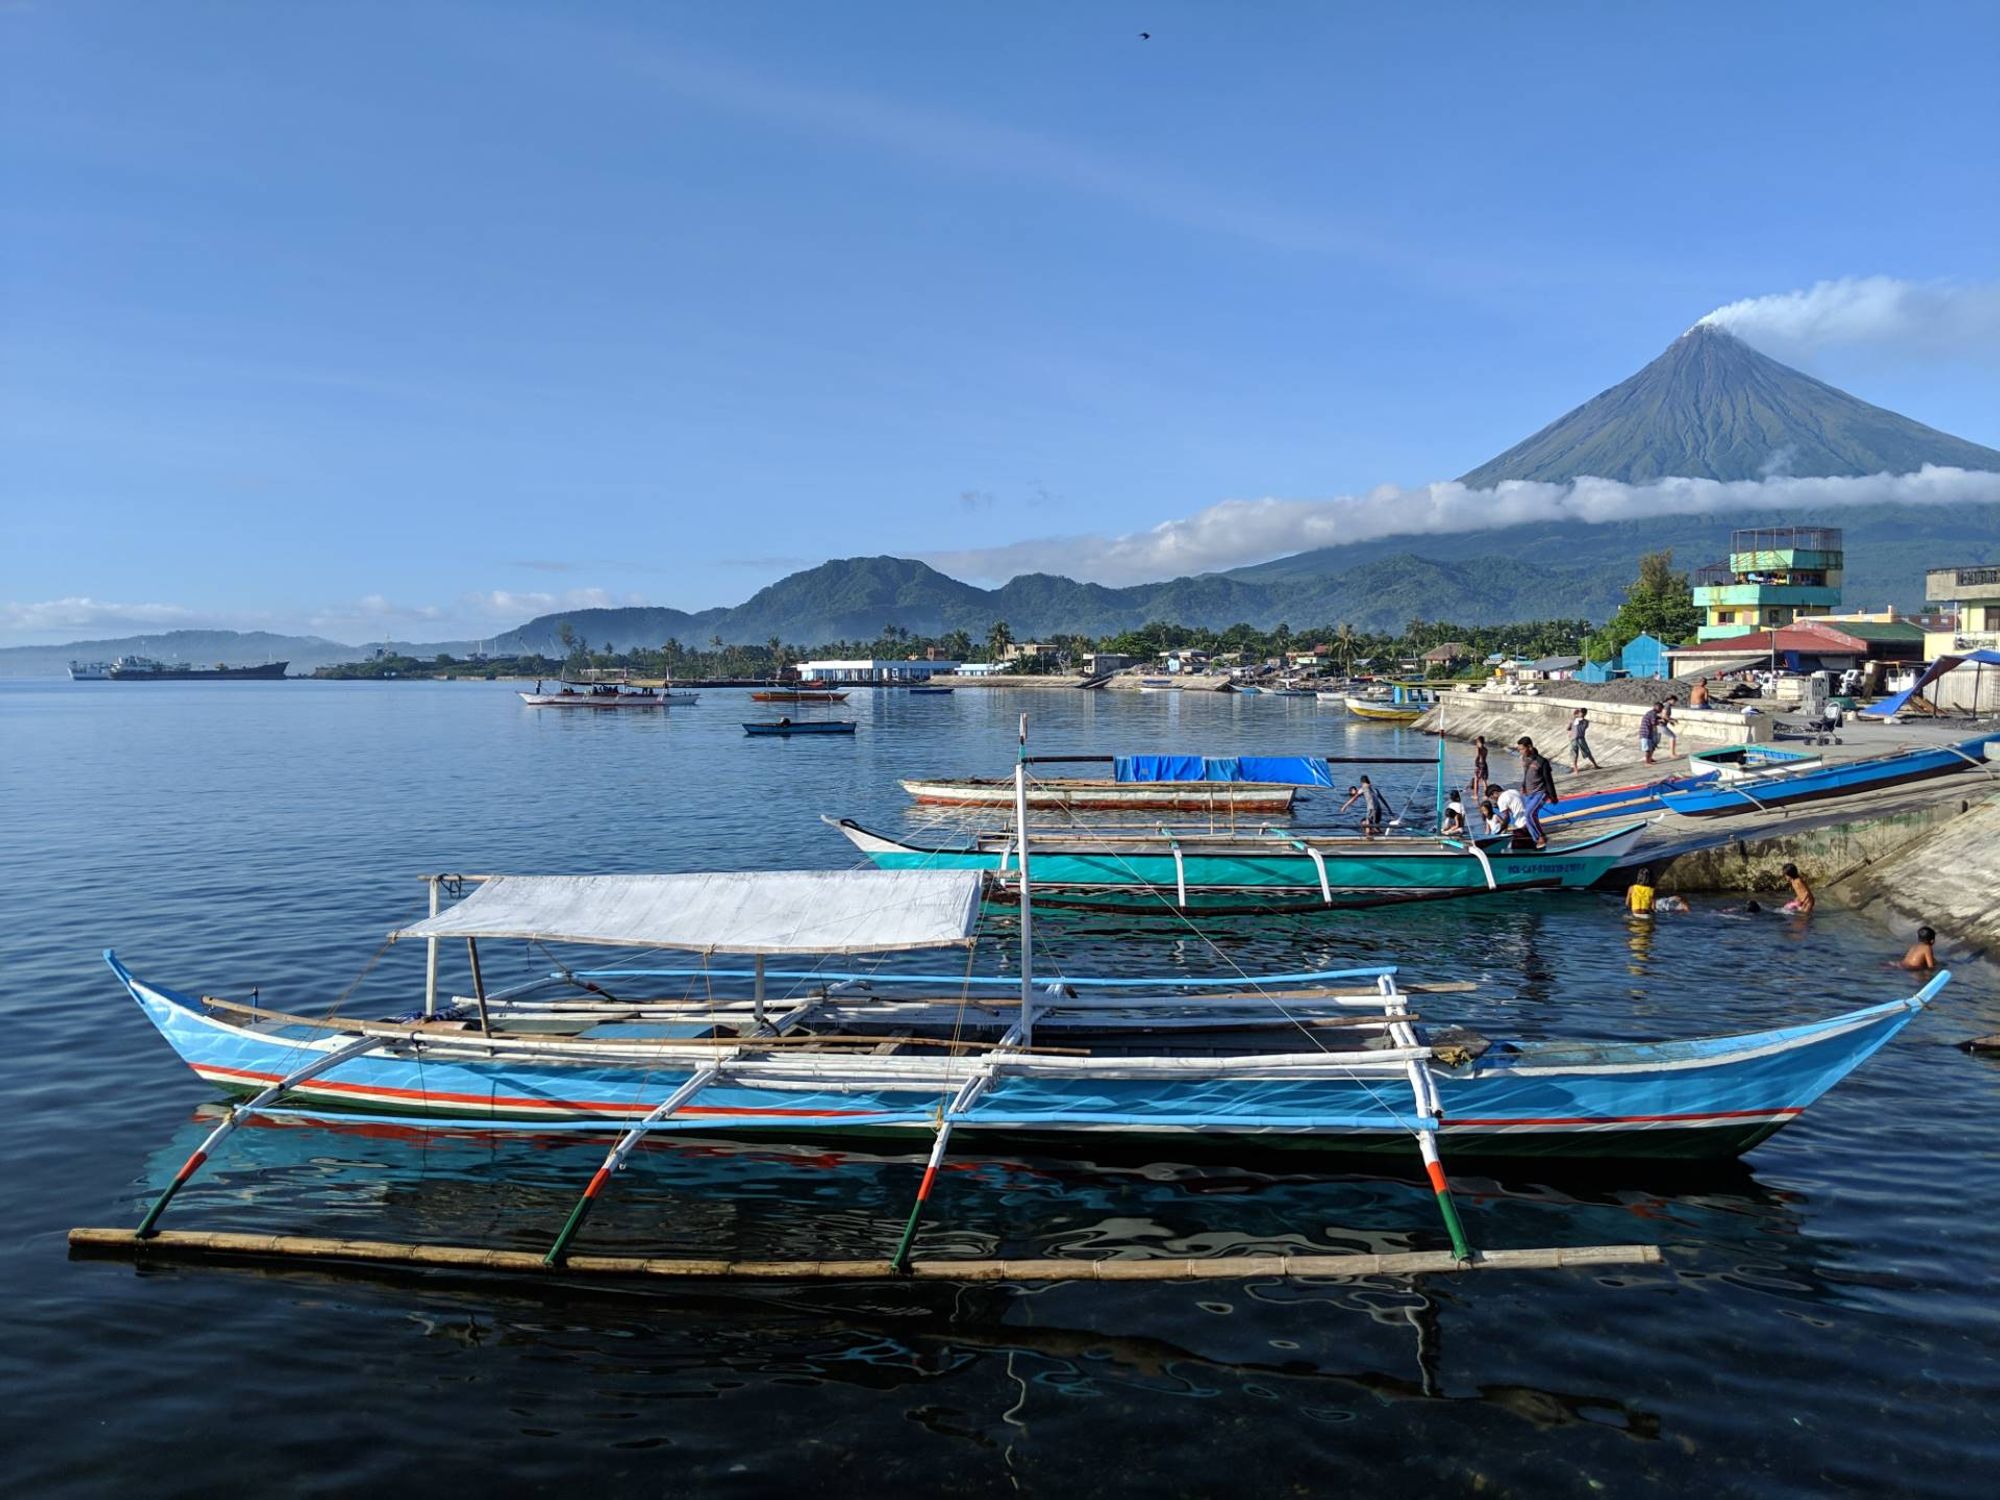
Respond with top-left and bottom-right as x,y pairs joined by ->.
900,776 -> 1300,813
830,817 -> 1647,903
1658,735 -> 1997,817
100,871 -> 1948,1164
519,679 -> 698,707
750,690 -> 849,703
744,719 -> 855,736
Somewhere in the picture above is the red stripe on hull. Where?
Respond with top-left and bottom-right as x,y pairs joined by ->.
193,1063 -> 884,1119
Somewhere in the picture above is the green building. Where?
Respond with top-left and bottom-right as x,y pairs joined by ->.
1692,526 -> 1844,642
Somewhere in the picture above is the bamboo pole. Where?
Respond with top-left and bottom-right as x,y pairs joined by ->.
69,1228 -> 1663,1280
423,877 -> 440,1018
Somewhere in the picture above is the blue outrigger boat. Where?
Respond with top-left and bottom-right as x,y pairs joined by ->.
1658,734 -> 1997,817
829,816 -> 1647,906
82,725 -> 1952,1282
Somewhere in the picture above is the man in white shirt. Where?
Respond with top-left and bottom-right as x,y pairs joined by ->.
1494,786 -> 1527,828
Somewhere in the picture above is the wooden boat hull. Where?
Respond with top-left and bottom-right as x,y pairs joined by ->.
899,778 -> 1299,812
833,818 -> 1647,894
1658,737 -> 1995,817
749,691 -> 848,702
1538,773 -> 1718,826
744,721 -> 855,736
108,955 -> 1945,1161
1344,696 -> 1425,722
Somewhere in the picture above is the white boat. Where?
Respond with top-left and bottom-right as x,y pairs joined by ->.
518,678 -> 699,708
68,661 -> 110,681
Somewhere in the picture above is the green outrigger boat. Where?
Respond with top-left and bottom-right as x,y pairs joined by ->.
828,816 -> 1647,908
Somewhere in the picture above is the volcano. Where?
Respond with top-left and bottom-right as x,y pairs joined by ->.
1459,323 -> 2000,487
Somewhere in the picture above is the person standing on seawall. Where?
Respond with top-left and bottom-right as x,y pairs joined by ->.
1568,707 -> 1601,773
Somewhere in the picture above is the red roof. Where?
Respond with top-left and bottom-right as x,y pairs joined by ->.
1671,623 -> 1868,655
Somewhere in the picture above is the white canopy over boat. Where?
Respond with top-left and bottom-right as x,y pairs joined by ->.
392,870 -> 984,954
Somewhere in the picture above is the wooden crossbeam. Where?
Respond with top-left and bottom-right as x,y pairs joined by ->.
70,1228 -> 1663,1281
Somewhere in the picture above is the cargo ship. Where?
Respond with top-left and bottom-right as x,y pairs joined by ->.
105,656 -> 289,681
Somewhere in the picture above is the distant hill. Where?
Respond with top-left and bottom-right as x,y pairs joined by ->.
16,324 -> 2000,665
1459,324 -> 2000,486
0,629 -> 363,679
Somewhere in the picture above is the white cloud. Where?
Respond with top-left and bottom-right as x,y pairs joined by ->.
460,587 -> 646,619
927,466 -> 2000,586
304,595 -> 448,637
1698,277 -> 2000,362
0,597 -> 205,634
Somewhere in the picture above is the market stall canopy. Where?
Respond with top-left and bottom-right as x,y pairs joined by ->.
393,871 -> 985,954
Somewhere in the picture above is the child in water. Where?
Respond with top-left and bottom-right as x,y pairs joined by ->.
1900,925 -> 1939,970
1780,862 -> 1815,914
1625,866 -> 1657,915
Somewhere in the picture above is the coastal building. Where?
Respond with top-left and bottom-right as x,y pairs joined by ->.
1000,641 -> 1059,665
1665,622 -> 1868,680
1420,642 -> 1472,669
796,658 -> 960,684
1513,655 -> 1582,682
1691,526 -> 1844,641
1923,562 -> 2000,659
1082,652 -> 1138,676
1579,632 -> 1669,683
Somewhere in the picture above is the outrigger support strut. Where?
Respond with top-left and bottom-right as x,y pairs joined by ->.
544,1065 -> 722,1267
1381,974 -> 1473,1263
136,1034 -> 385,1238
887,1026 -> 1019,1274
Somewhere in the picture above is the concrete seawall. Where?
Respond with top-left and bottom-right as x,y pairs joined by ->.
1829,793 -> 2000,959
1419,689 -> 1761,769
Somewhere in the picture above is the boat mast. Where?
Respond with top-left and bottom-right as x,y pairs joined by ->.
1015,712 -> 1035,1048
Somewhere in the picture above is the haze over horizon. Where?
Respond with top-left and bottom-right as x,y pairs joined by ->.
5,3 -> 2000,647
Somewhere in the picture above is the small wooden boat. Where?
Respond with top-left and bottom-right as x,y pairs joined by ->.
750,690 -> 848,703
907,686 -> 955,695
744,719 -> 855,736
901,776 -> 1299,813
1659,734 -> 1997,817
831,817 -> 1647,903
1344,683 -> 1435,722
1138,679 -> 1182,693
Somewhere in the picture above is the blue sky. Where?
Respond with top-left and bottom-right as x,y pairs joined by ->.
4,1 -> 1998,645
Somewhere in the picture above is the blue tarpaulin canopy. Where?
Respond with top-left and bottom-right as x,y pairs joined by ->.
1860,650 -> 2000,718
1113,755 -> 1339,786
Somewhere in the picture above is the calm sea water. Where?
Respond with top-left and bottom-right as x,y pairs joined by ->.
3,680 -> 1997,1497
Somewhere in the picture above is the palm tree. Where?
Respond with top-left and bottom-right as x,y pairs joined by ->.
987,619 -> 1013,660
1336,623 -> 1357,675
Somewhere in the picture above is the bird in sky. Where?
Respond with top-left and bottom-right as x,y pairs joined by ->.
1139,32 -> 1150,41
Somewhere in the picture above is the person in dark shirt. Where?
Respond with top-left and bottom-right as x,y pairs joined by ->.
1471,735 -> 1490,797
1638,705 -> 1661,765
1515,736 -> 1558,850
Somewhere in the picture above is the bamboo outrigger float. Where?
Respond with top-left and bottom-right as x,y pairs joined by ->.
77,716 -> 1950,1287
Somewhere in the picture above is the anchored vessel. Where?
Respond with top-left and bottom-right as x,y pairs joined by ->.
105,656 -> 287,681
